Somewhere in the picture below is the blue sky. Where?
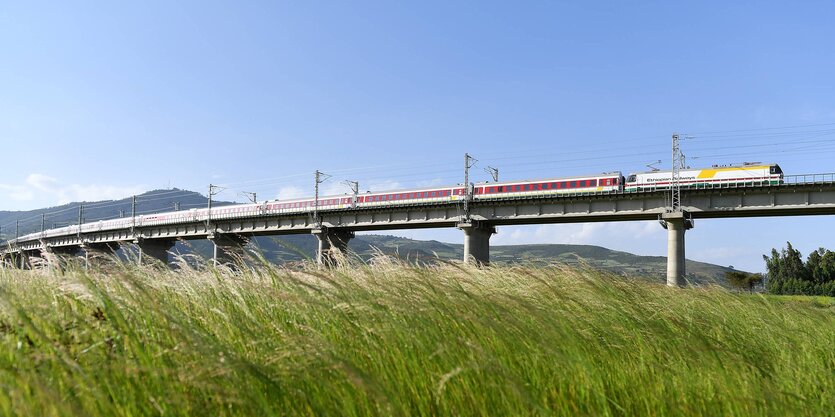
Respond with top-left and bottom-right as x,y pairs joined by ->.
2,1 -> 834,271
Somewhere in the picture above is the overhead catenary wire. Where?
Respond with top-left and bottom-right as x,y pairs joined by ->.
4,120 -> 835,240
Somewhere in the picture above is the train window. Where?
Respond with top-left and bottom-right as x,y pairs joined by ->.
590,179 -> 598,186
770,165 -> 782,174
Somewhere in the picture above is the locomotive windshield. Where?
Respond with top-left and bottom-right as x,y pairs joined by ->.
770,165 -> 783,175
626,174 -> 637,182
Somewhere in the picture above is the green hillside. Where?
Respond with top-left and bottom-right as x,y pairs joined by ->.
247,234 -> 736,285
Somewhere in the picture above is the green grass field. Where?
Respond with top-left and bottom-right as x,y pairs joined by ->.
0,258 -> 832,416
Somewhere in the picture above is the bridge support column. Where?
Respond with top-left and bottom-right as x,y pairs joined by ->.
81,242 -> 121,269
312,228 -> 354,266
459,222 -> 495,266
660,212 -> 694,287
209,234 -> 249,267
16,250 -> 31,270
41,245 -> 80,270
135,238 -> 174,267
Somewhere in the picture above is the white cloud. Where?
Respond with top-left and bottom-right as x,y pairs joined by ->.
26,174 -> 59,192
276,185 -> 305,200
57,184 -> 147,204
322,182 -> 351,196
492,221 -> 661,247
0,174 -> 145,208
0,184 -> 35,201
416,178 -> 445,187
366,180 -> 402,192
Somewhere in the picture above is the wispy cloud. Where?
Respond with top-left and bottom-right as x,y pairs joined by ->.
276,185 -> 306,200
0,174 -> 146,207
492,221 -> 662,248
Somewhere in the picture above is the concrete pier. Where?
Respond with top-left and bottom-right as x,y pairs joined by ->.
41,244 -> 80,270
81,242 -> 121,269
209,234 -> 249,267
312,228 -> 354,266
135,238 -> 175,266
459,222 -> 495,266
661,211 -> 693,287
17,250 -> 31,270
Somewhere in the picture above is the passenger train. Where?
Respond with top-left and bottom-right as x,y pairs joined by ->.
13,163 -> 783,242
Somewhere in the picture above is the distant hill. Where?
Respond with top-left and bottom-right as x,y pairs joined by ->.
249,234 -> 737,285
2,190 -> 737,285
0,189 -> 231,240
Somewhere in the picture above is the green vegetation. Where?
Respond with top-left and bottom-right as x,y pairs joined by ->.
765,242 -> 835,296
260,235 -> 737,284
724,270 -> 764,292
0,258 -> 832,416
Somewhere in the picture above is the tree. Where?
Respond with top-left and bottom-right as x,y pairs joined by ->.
726,271 -> 765,292
763,242 -> 835,296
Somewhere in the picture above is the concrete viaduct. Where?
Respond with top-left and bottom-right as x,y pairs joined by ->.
4,180 -> 835,286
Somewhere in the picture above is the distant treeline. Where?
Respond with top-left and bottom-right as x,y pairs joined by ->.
764,242 -> 835,296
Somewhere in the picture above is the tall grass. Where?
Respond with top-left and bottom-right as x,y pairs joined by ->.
0,256 -> 832,416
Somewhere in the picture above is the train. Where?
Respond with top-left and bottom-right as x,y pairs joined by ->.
13,163 -> 783,242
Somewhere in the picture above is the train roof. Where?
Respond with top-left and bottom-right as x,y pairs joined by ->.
265,172 -> 625,202
481,172 -> 622,187
628,163 -> 780,176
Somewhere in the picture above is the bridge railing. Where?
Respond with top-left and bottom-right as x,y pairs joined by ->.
783,173 -> 835,185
